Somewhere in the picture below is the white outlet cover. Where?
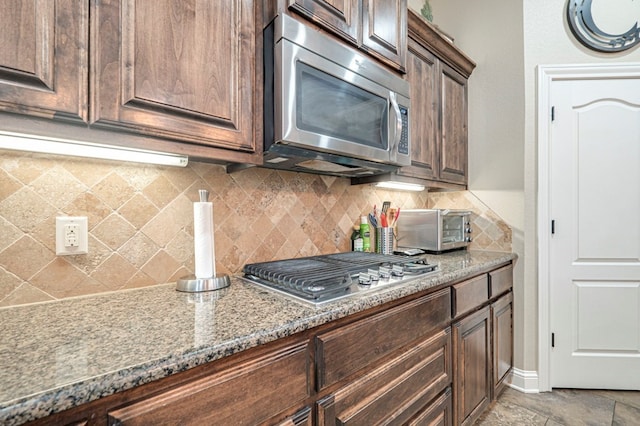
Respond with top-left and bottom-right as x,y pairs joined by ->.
56,216 -> 88,255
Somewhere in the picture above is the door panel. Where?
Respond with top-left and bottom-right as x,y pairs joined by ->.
0,0 -> 88,121
550,77 -> 640,389
92,0 -> 256,151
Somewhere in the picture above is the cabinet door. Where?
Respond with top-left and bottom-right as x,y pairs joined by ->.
0,0 -> 88,122
453,306 -> 490,426
288,0 -> 360,45
361,0 -> 407,72
492,292 -> 513,399
400,38 -> 438,180
92,0 -> 257,155
438,62 -> 468,184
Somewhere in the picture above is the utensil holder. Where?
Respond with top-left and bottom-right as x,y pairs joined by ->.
375,227 -> 394,255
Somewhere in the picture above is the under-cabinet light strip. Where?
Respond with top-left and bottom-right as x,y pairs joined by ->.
0,131 -> 188,167
375,181 -> 425,191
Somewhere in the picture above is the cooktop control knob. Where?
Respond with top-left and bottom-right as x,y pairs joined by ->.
367,269 -> 380,282
391,264 -> 404,277
378,266 -> 391,279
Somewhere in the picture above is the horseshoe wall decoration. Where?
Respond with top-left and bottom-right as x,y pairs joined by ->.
567,0 -> 640,52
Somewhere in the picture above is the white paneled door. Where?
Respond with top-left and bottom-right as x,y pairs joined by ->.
548,71 -> 640,389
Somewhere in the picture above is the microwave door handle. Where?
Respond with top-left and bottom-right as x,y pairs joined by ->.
389,92 -> 403,160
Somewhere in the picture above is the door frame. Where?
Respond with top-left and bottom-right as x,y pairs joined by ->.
537,63 -> 640,392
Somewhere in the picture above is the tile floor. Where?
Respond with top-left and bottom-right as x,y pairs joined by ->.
475,387 -> 640,425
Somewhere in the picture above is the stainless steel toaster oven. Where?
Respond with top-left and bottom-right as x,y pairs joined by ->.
396,209 -> 472,253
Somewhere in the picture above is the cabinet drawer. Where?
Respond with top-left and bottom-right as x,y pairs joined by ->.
316,288 -> 451,389
317,328 -> 452,426
489,264 -> 513,298
452,275 -> 489,318
407,388 -> 452,426
107,342 -> 309,425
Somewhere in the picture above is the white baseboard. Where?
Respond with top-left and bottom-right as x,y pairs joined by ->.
507,368 -> 540,393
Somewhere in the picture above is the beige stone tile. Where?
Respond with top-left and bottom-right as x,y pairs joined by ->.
59,276 -> 109,298
498,388 -> 615,426
163,167 -> 199,193
142,250 -> 181,284
30,215 -> 57,252
70,235 -> 113,276
475,399 -> 548,425
118,232 -> 159,268
248,213 -> 275,244
30,258 -> 88,298
91,253 -> 138,291
0,152 -> 51,184
61,158 -> 112,188
31,166 -> 87,209
114,164 -> 161,191
92,173 -> 135,210
92,213 -> 137,251
0,267 -> 22,301
123,270 -> 157,290
143,175 -> 179,209
0,236 -> 54,281
64,192 -> 112,228
0,217 -> 21,252
613,401 -> 640,425
593,390 -> 640,411
219,244 -> 243,275
118,194 -> 158,230
228,166 -> 266,191
140,195 -> 191,247
165,230 -> 194,264
168,266 -> 191,283
0,187 -> 56,232
0,283 -> 54,307
0,168 -> 21,202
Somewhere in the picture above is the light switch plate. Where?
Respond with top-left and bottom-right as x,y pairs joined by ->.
56,216 -> 88,255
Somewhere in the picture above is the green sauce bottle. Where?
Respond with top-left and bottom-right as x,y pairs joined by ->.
360,216 -> 371,252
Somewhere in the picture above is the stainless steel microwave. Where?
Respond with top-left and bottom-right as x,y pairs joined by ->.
396,209 -> 472,253
262,14 -> 411,177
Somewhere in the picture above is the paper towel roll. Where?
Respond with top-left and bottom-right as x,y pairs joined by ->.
194,201 -> 216,279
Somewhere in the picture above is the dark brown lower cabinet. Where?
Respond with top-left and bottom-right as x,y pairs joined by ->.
106,341 -> 310,426
452,307 -> 491,426
275,407 -> 313,426
492,292 -> 513,399
23,262 -> 513,426
407,388 -> 452,426
317,328 -> 452,425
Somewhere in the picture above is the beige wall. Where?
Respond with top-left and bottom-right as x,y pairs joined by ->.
411,0 -> 640,376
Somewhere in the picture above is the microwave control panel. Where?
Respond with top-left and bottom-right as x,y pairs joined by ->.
399,106 -> 409,155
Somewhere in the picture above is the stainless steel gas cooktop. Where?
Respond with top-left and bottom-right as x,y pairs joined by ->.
242,252 -> 437,305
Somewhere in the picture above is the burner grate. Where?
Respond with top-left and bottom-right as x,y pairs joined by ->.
243,252 -> 434,302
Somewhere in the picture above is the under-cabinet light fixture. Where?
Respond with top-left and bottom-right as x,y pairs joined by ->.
0,131 -> 189,167
375,181 -> 425,192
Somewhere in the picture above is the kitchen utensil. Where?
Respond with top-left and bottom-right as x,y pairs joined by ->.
382,201 -> 391,214
380,212 -> 388,227
368,213 -> 378,228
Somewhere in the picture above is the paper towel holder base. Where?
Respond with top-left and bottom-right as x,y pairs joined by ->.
176,275 -> 230,293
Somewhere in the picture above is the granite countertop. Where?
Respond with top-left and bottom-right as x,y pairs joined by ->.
0,250 -> 516,425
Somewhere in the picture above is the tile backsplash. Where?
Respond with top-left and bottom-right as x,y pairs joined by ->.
0,150 -> 510,307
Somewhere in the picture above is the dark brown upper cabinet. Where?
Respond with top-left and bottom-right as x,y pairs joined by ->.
0,0 -> 262,164
91,0 -> 260,161
0,0 -> 88,122
288,0 -> 407,72
398,9 -> 476,189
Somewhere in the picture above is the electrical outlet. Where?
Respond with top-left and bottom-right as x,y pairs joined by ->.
56,216 -> 88,255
